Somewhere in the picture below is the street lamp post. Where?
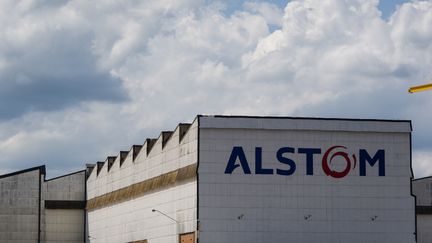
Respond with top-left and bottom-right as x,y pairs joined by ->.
151,209 -> 179,223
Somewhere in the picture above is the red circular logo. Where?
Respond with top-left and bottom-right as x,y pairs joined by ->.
322,146 -> 356,178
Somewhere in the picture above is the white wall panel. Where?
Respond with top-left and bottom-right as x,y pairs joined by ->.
87,119 -> 199,243
198,117 -> 415,243
88,119 -> 198,201
199,116 -> 412,133
88,180 -> 197,243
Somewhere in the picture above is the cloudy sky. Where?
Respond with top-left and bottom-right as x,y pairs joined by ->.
0,0 -> 431,178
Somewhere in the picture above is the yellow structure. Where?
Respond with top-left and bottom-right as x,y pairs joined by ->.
409,83 -> 432,93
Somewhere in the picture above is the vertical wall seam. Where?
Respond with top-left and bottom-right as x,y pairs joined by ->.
84,172 -> 87,243
38,169 -> 41,243
410,133 -> 418,242
196,115 -> 201,243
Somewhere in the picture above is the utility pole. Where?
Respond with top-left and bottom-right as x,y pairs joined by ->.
409,83 -> 432,93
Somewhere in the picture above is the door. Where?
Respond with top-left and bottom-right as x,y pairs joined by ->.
179,232 -> 195,243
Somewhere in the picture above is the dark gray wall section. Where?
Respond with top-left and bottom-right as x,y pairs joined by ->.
0,168 -> 42,243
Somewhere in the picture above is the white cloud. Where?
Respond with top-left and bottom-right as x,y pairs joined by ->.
413,151 -> 432,179
0,0 -> 431,177
243,1 -> 284,27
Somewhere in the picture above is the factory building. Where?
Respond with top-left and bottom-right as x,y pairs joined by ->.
85,120 -> 198,243
0,116 -> 420,242
412,176 -> 432,243
0,166 -> 86,243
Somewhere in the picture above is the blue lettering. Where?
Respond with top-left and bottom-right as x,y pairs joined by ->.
276,147 -> 296,176
225,146 -> 386,177
359,149 -> 385,176
298,148 -> 321,175
255,147 -> 273,174
224,146 -> 252,174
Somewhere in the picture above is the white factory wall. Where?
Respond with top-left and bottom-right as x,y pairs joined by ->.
198,116 -> 415,243
87,119 -> 199,243
42,171 -> 86,243
89,180 -> 196,243
0,168 -> 41,243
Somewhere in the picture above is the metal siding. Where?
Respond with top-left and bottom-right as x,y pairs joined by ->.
86,120 -> 199,243
198,117 -> 415,243
88,180 -> 197,243
199,116 -> 412,133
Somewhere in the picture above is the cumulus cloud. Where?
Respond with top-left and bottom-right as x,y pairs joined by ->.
0,0 -> 431,178
0,0 -> 129,119
413,151 -> 432,178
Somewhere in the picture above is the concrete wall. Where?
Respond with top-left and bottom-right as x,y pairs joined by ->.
412,176 -> 432,243
413,177 -> 432,206
417,215 -> 432,243
198,116 -> 415,243
42,171 -> 86,243
43,171 -> 86,201
87,120 -> 199,243
0,167 -> 42,243
45,209 -> 84,243
0,166 -> 85,243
